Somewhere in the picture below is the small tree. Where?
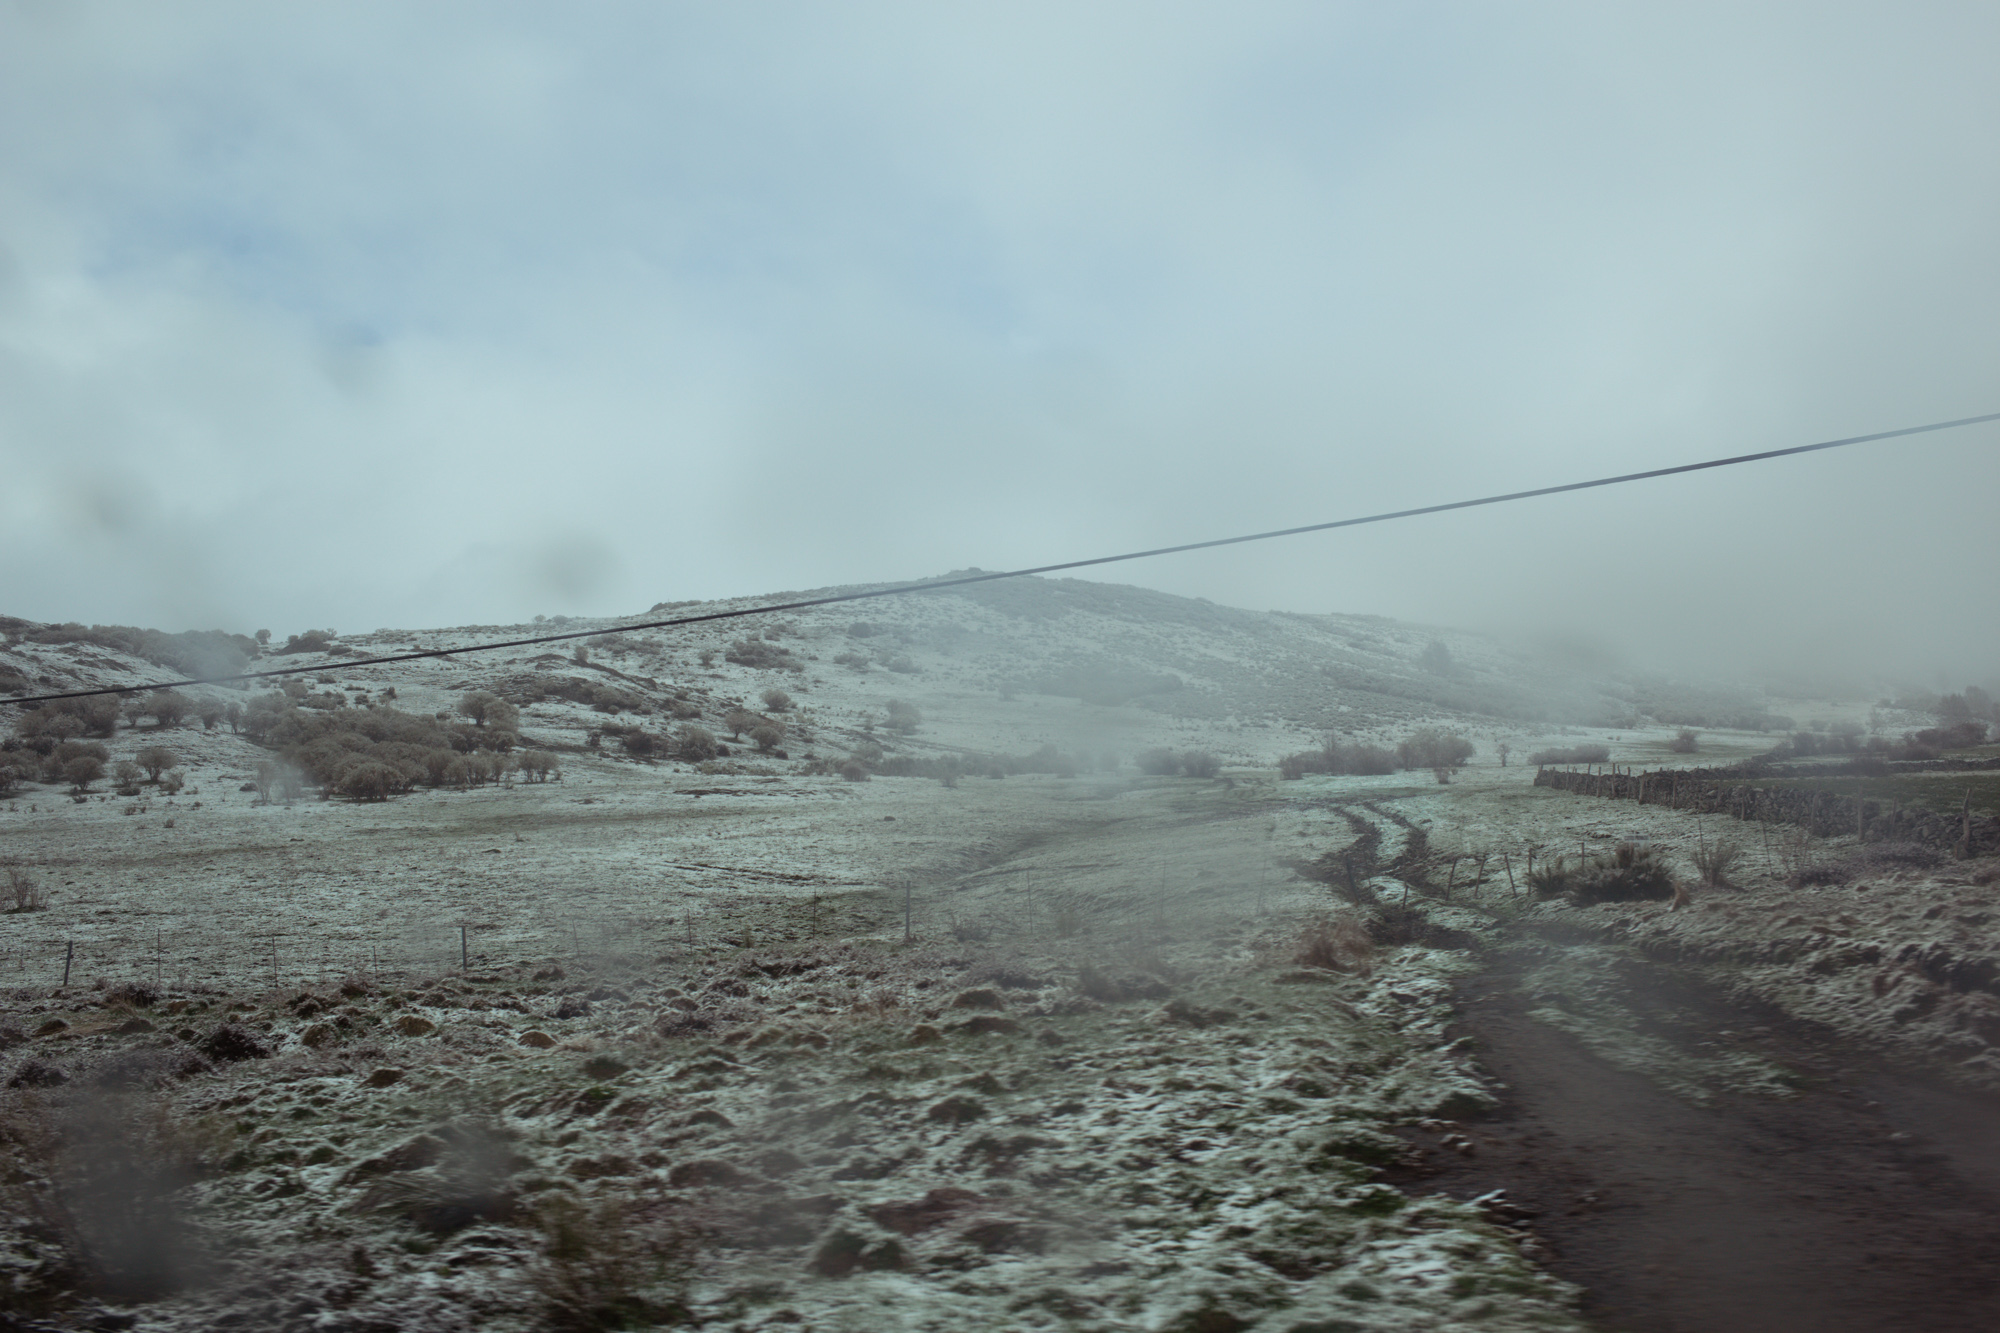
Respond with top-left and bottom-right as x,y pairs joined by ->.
63,755 -> 104,790
750,723 -> 785,753
147,690 -> 192,727
1396,728 -> 1475,776
1668,728 -> 1699,754
1497,741 -> 1512,768
254,629 -> 272,650
253,761 -> 277,803
885,700 -> 921,734
1420,640 -> 1454,674
457,691 -> 518,731
224,701 -> 243,733
198,701 -> 224,730
113,760 -> 143,795
760,688 -> 794,713
137,745 -> 178,782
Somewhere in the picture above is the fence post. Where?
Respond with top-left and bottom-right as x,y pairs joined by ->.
61,942 -> 73,988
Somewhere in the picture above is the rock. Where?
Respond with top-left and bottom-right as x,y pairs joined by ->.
1159,999 -> 1236,1028
6,1059 -> 67,1088
300,1023 -> 335,1047
343,1133 -> 445,1182
755,1148 -> 807,1176
364,1067 -> 404,1088
581,1055 -> 630,1081
115,1016 -> 155,1034
952,1015 -> 1019,1038
668,1158 -> 747,1188
517,1030 -> 557,1049
553,997 -> 591,1020
951,987 -> 1005,1010
33,1019 -> 67,1038
926,1095 -> 985,1124
811,1229 -> 909,1278
394,1015 -> 437,1038
907,1024 -> 944,1046
866,1187 -> 985,1235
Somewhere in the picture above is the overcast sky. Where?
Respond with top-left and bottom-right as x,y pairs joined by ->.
3,2 -> 1996,687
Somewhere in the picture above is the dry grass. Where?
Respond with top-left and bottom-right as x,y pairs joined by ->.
1292,912 -> 1375,975
530,1193 -> 692,1331
1532,843 -> 1676,904
1693,837 -> 1744,890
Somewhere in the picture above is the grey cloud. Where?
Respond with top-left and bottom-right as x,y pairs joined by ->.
0,1 -> 1994,687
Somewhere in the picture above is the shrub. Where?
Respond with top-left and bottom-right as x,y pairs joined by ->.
136,746 -> 177,782
674,726 -> 719,762
113,760 -> 143,794
1396,728 -> 1474,774
885,701 -> 921,734
750,723 -> 785,753
621,731 -> 659,758
44,741 -> 109,785
839,760 -> 871,782
197,701 -> 223,729
722,709 -> 760,739
6,866 -> 45,912
1526,743 -> 1611,766
14,696 -> 120,741
1419,640 -> 1453,674
334,762 -> 405,801
724,639 -> 799,671
142,690 -> 191,727
1278,737 -> 1399,779
760,688 -> 793,713
1137,748 -> 1181,776
63,754 -> 105,790
832,651 -> 870,670
1180,750 -> 1221,779
160,769 -> 185,796
273,629 -> 336,656
1667,729 -> 1699,754
1910,721 -> 1989,751
518,751 -> 561,783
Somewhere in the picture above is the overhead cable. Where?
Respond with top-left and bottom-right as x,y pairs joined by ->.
6,409 -> 1996,707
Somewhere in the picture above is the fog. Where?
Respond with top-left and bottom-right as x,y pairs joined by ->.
2,2 -> 1996,689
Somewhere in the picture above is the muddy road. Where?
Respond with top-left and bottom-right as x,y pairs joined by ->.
1398,939 -> 2000,1332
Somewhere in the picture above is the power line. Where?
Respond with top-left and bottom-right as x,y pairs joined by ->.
6,409 -> 1996,708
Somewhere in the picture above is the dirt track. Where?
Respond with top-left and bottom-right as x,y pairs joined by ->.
1394,940 -> 2000,1332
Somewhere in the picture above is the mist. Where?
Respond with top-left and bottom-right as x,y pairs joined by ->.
2,2 -> 1996,688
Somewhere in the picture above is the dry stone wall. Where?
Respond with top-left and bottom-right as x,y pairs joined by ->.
1533,764 -> 1996,858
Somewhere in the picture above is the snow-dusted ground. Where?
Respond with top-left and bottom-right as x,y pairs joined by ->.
3,581 -> 1989,1329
